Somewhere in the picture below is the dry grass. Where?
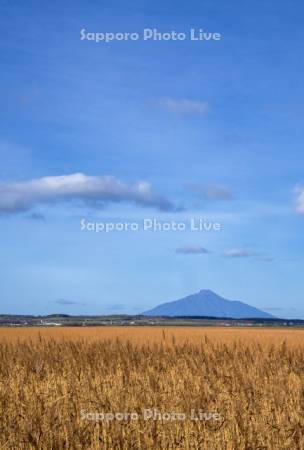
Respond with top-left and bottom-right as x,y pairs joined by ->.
0,327 -> 304,449
2,326 -> 304,346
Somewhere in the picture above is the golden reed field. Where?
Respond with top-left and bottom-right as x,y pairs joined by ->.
0,327 -> 304,449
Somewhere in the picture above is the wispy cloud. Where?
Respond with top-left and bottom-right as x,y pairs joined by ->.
0,173 -> 177,214
295,184 -> 304,214
53,299 -> 85,306
222,248 -> 254,258
186,183 -> 234,201
157,98 -> 209,115
222,248 -> 274,262
255,255 -> 274,262
176,245 -> 211,255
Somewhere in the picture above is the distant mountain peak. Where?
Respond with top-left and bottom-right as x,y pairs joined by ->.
199,289 -> 214,294
198,289 -> 220,297
143,289 -> 274,319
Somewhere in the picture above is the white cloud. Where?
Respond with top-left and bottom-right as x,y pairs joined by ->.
222,248 -> 253,258
176,245 -> 210,255
222,248 -> 274,262
295,185 -> 304,214
158,98 -> 209,115
0,173 -> 176,214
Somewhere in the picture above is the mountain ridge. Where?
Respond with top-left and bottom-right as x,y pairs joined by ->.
143,289 -> 274,319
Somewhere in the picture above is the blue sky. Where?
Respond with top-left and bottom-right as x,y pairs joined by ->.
1,0 -> 304,317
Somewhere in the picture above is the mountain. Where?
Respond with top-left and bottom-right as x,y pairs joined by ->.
143,289 -> 274,319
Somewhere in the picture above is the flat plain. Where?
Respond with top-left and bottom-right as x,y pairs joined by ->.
0,327 -> 303,449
